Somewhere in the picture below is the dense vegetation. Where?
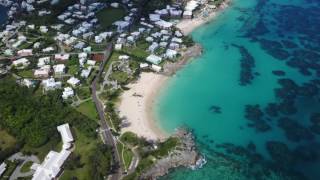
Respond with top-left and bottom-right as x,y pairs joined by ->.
0,77 -> 97,148
88,144 -> 113,180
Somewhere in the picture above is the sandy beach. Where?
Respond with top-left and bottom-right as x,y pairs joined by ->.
118,72 -> 168,141
176,0 -> 230,35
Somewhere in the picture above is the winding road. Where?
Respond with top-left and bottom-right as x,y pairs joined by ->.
91,43 -> 123,180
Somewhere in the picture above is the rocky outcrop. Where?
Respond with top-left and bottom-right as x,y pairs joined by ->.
141,129 -> 201,179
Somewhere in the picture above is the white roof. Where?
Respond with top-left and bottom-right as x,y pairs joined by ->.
57,123 -> 74,146
155,20 -> 173,29
32,150 -> 71,180
67,77 -> 80,86
54,54 -> 70,61
140,63 -> 149,69
13,58 -> 29,66
146,54 -> 162,65
62,87 -> 74,100
0,162 -> 7,177
53,64 -> 65,73
151,64 -> 162,72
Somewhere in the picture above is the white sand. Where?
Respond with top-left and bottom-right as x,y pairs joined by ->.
176,1 -> 230,35
118,72 -> 168,141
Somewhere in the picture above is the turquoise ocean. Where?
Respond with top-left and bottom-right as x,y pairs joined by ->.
156,0 -> 320,179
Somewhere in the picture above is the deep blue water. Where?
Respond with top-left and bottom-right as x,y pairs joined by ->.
156,0 -> 320,179
0,5 -> 8,25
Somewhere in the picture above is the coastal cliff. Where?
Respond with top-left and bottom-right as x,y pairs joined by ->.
141,129 -> 202,179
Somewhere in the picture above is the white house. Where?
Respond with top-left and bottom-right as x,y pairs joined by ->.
38,57 -> 50,67
154,20 -> 173,29
119,55 -> 130,61
165,49 -> 178,59
42,47 -> 54,53
39,26 -> 48,33
53,64 -> 66,75
146,54 -> 162,65
67,77 -> 80,87
62,87 -> 74,100
34,66 -> 50,78
81,67 -> 92,78
13,58 -> 30,68
151,64 -> 162,72
140,63 -> 149,69
32,123 -> 74,180
148,42 -> 159,53
115,44 -> 122,50
0,162 -> 6,177
23,79 -> 34,88
17,49 -> 33,56
42,78 -> 62,91
54,54 -> 70,61
57,123 -> 74,149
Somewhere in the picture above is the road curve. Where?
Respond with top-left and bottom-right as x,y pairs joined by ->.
91,43 -> 123,180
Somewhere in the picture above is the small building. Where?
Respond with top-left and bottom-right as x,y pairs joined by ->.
154,20 -> 173,29
57,123 -> 74,149
183,10 -> 193,19
62,87 -> 74,100
165,49 -> 178,59
17,49 -> 33,57
119,55 -> 130,61
148,42 -> 159,53
0,162 -> 6,177
146,54 -> 162,65
115,44 -> 122,50
22,79 -> 34,88
37,57 -> 50,67
34,66 -> 50,78
42,78 -> 62,91
151,64 -> 162,72
53,64 -> 66,75
140,63 -> 149,69
54,54 -> 70,61
81,67 -> 92,78
67,77 -> 80,87
13,58 -> 30,68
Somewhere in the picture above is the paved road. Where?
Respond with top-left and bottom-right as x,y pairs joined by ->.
91,43 -> 123,180
8,152 -> 40,180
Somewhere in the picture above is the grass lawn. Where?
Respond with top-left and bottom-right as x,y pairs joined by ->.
96,7 -> 126,29
90,43 -> 108,52
17,69 -> 34,78
20,161 -> 33,173
109,71 -> 129,84
123,147 -> 133,170
67,65 -> 79,76
117,142 -> 133,171
60,129 -> 99,180
77,87 -> 91,100
0,130 -> 16,150
76,100 -> 99,121
122,40 -> 150,60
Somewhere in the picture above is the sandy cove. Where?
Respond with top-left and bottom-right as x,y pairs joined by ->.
176,0 -> 231,35
118,72 -> 168,141
118,0 -> 231,141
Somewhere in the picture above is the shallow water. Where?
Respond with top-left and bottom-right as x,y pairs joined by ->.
156,0 -> 320,179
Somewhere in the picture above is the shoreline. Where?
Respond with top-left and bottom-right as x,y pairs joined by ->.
118,0 -> 231,141
118,43 -> 203,141
176,0 -> 231,35
118,72 -> 169,141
